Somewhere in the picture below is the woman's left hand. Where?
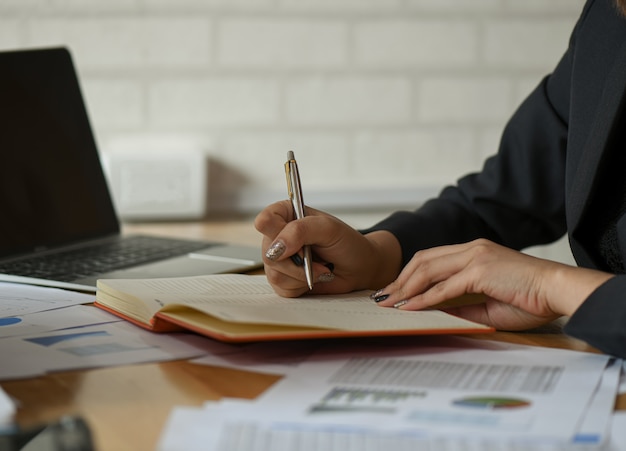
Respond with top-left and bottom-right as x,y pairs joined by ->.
374,238 -> 613,330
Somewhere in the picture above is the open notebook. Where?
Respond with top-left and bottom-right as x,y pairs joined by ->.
95,274 -> 494,342
0,47 -> 262,292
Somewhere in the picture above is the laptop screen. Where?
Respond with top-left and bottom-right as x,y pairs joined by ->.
0,47 -> 119,258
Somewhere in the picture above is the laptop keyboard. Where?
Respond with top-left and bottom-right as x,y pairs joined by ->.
0,236 -> 212,282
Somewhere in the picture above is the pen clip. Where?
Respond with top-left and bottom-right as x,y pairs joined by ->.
285,154 -> 305,219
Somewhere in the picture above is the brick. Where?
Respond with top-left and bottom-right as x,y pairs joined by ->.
355,20 -> 477,67
149,79 -> 280,126
406,0 -> 500,11
0,1 -> 588,214
82,79 -> 144,129
46,0 -> 140,11
0,20 -> 21,50
26,18 -> 211,68
417,78 -> 512,124
217,19 -> 347,68
278,0 -> 401,10
353,129 -> 479,182
216,132 -> 350,188
143,0 -> 272,9
504,0 -> 586,14
477,126 -> 504,162
286,77 -> 412,125
514,77 -> 545,106
0,0 -> 46,11
483,19 -> 576,69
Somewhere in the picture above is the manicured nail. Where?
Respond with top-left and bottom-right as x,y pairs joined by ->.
369,289 -> 384,300
374,294 -> 390,303
265,241 -> 286,261
393,300 -> 409,309
324,262 -> 335,272
290,254 -> 303,266
318,272 -> 335,283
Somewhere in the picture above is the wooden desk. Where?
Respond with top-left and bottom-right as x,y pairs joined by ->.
2,219 -> 623,451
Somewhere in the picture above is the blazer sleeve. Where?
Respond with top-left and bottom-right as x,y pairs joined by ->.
564,275 -> 626,358
363,6 -> 588,267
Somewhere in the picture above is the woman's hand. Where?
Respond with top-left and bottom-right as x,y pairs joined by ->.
374,238 -> 613,330
254,201 -> 402,297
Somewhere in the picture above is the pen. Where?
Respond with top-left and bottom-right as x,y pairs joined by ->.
285,151 -> 314,290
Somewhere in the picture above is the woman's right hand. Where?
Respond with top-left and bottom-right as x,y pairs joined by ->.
254,200 -> 402,297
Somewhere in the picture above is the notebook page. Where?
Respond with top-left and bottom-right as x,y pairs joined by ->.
98,275 -> 490,332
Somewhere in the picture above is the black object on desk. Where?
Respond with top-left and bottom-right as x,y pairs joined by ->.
0,416 -> 94,451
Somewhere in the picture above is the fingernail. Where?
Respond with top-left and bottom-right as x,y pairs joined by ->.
393,300 -> 408,309
374,294 -> 389,303
324,262 -> 335,272
290,254 -> 303,266
265,241 -> 286,261
369,289 -> 384,300
318,272 -> 335,283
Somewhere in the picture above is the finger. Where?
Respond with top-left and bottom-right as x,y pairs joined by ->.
262,213 -> 345,264
265,258 -> 336,296
254,200 -> 294,239
264,264 -> 310,298
376,245 -> 474,308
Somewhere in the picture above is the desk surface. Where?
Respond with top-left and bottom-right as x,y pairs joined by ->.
2,219 -> 623,451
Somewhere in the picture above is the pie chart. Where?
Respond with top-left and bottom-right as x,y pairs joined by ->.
452,396 -> 531,410
0,317 -> 22,326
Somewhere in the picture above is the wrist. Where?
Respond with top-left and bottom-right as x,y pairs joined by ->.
363,230 -> 403,290
547,264 -> 614,316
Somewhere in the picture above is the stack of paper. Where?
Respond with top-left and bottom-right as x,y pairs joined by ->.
0,282 -> 212,380
158,337 -> 621,451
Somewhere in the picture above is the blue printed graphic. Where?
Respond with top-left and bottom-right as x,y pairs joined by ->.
25,330 -> 110,346
0,317 -> 22,326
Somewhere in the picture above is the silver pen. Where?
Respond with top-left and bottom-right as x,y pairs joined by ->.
285,151 -> 314,290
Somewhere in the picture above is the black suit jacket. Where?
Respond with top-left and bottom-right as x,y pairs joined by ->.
367,0 -> 626,358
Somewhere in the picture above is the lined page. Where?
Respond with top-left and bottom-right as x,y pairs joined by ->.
98,275 -> 491,332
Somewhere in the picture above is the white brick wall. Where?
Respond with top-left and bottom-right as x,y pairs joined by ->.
0,0 -> 585,221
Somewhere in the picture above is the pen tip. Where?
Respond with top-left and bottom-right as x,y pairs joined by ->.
287,150 -> 294,160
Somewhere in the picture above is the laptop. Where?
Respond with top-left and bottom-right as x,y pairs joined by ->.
0,47 -> 263,292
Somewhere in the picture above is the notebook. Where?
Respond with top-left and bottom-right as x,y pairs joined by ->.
0,47 -> 263,293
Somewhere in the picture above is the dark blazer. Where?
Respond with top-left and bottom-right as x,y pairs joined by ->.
367,0 -> 626,358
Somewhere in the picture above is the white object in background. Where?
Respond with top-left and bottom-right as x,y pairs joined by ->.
0,385 -> 15,426
102,148 -> 207,221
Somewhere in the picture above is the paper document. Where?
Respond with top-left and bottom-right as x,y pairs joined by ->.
158,338 -> 615,451
0,305 -> 121,339
0,322 -> 210,381
0,282 -> 93,317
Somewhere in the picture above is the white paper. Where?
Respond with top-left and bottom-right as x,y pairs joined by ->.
609,411 -> 626,451
571,358 -> 621,446
190,340 -> 322,375
256,343 -> 608,442
0,282 -> 93,317
0,322 -> 209,380
0,305 -> 121,339
619,360 -> 626,394
158,339 -> 615,451
189,335 -> 547,377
